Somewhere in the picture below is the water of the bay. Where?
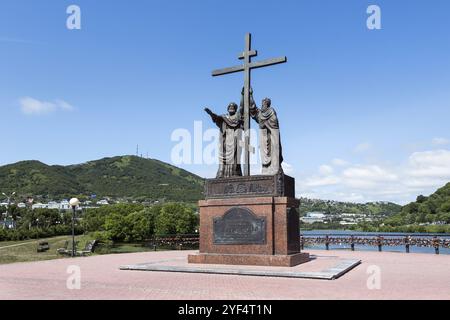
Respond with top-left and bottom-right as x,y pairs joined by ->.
301,230 -> 450,255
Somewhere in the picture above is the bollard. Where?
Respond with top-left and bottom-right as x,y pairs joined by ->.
377,236 -> 383,252
405,236 -> 410,253
433,237 -> 440,255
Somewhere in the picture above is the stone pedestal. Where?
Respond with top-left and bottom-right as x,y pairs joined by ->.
188,174 -> 310,267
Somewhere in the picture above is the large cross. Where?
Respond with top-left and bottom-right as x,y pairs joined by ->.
212,33 -> 287,176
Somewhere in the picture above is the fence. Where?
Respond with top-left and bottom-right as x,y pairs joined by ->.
144,234 -> 200,251
142,233 -> 450,255
300,234 -> 450,255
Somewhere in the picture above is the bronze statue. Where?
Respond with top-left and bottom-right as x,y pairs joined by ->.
205,101 -> 243,178
212,33 -> 287,176
242,88 -> 283,175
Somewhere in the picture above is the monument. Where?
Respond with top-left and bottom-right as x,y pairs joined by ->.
188,33 -> 310,267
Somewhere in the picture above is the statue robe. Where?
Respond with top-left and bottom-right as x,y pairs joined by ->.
250,105 -> 284,176
212,113 -> 243,178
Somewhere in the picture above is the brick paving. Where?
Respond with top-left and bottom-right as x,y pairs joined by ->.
0,250 -> 449,300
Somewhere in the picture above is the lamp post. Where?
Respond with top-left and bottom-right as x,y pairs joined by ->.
2,192 -> 15,228
69,198 -> 80,257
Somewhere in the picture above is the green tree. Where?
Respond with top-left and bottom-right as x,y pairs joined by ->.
104,212 -> 126,241
124,211 -> 152,242
154,203 -> 198,235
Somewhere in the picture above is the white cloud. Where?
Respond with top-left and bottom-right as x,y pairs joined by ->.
55,99 -> 75,111
333,192 -> 366,203
408,150 -> 450,174
282,162 -> 294,175
343,165 -> 398,182
332,158 -> 349,166
432,137 -> 449,146
297,148 -> 450,204
354,142 -> 371,153
19,97 -> 74,116
305,175 -> 340,187
319,165 -> 334,175
404,149 -> 450,188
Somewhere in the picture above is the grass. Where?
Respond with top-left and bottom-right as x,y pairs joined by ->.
0,232 -> 197,265
0,235 -> 94,265
98,242 -> 155,254
0,236 -> 161,265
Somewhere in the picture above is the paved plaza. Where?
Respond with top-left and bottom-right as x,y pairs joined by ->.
0,250 -> 449,300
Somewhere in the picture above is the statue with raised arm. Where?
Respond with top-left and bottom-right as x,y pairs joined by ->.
241,88 -> 284,176
204,101 -> 244,178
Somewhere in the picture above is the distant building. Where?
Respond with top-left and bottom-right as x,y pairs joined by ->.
340,221 -> 358,226
306,212 -> 326,219
32,203 -> 47,210
47,202 -> 60,210
0,220 -> 16,229
32,200 -> 72,211
97,200 -> 109,206
301,212 -> 327,224
60,200 -> 70,210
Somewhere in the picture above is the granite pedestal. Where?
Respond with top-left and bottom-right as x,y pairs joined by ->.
188,173 -> 310,267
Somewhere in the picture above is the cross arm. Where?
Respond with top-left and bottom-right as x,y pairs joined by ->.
239,50 -> 257,60
249,56 -> 287,70
212,65 -> 245,77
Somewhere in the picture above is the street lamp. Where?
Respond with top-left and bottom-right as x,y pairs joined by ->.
69,198 -> 80,257
2,192 -> 15,228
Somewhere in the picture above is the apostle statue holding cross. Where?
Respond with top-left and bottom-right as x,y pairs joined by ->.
245,88 -> 284,176
204,102 -> 244,179
206,33 -> 286,178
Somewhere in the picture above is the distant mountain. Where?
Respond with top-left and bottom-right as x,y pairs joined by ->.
0,156 -> 204,202
384,183 -> 450,226
299,198 -> 402,216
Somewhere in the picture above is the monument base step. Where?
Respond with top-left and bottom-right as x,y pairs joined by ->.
188,252 -> 310,267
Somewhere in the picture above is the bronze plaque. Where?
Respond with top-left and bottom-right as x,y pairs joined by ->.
213,207 -> 266,245
205,173 -> 295,199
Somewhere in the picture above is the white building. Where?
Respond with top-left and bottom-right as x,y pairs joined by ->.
60,200 -> 70,210
32,200 -> 72,211
32,203 -> 47,210
301,212 -> 327,224
307,212 -> 326,219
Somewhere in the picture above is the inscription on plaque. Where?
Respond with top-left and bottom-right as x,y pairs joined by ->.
213,207 -> 266,245
205,174 -> 295,199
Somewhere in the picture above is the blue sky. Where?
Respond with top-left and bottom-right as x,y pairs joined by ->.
1,0 -> 450,204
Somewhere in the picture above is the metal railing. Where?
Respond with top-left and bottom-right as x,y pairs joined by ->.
300,234 -> 450,255
144,234 -> 200,251
139,233 -> 450,255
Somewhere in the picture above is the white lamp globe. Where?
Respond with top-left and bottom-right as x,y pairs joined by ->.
69,198 -> 80,207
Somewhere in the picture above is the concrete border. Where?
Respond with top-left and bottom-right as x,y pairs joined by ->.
120,259 -> 361,280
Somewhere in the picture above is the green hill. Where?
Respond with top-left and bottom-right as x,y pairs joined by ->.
299,198 -> 402,216
0,156 -> 204,202
384,183 -> 450,226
